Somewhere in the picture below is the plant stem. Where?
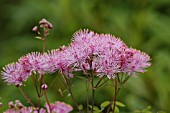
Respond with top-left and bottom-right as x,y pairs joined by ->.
91,78 -> 95,113
94,76 -> 105,88
31,75 -> 41,108
95,77 -> 109,88
85,78 -> 90,113
49,75 -> 58,89
121,75 -> 130,85
106,75 -> 130,113
106,78 -> 120,113
31,75 -> 40,97
63,75 -> 82,112
18,87 -> 34,106
112,79 -> 118,113
42,32 -> 46,54
44,91 -> 51,109
40,31 -> 52,113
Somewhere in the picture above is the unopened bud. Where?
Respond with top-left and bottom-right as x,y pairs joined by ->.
15,100 -> 23,108
0,102 -> 2,107
32,26 -> 38,32
39,19 -> 48,25
41,84 -> 48,90
8,101 -> 15,108
39,18 -> 53,29
48,23 -> 53,29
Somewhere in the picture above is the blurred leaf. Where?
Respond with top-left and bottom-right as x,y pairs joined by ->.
114,106 -> 120,113
115,101 -> 125,107
35,36 -> 42,40
157,111 -> 167,113
100,101 -> 110,110
88,105 -> 100,111
67,93 -> 71,97
142,111 -> 152,113
78,104 -> 83,110
134,110 -> 141,113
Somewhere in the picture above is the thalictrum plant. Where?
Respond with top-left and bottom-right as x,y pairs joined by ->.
1,19 -> 151,113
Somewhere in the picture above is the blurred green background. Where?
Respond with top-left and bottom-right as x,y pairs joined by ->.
0,0 -> 170,112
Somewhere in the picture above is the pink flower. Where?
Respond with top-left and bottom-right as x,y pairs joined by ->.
4,100 -> 46,113
1,63 -> 30,86
45,101 -> 73,113
47,47 -> 76,77
121,48 -> 151,76
1,29 -> 151,85
91,34 -> 127,78
18,52 -> 48,75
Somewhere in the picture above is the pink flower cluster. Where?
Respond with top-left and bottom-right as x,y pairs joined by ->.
4,100 -> 46,113
45,101 -> 73,113
1,29 -> 151,85
4,100 -> 72,113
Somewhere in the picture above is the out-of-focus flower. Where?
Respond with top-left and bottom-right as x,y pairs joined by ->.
0,102 -> 2,107
4,100 -> 46,113
32,26 -> 38,32
39,18 -> 53,29
45,101 -> 73,113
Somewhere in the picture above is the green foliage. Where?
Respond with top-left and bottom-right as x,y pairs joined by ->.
134,106 -> 167,113
89,101 -> 125,112
78,104 -> 83,111
0,0 -> 170,112
115,101 -> 125,107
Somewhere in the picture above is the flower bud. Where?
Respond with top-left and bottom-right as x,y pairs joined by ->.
15,100 -> 23,108
39,19 -> 48,25
41,84 -> 48,90
8,101 -> 15,108
48,23 -> 53,29
32,26 -> 38,32
0,102 -> 2,107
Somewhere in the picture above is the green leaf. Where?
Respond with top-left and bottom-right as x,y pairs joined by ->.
67,93 -> 71,97
114,106 -> 119,113
100,101 -> 110,110
78,105 -> 83,110
134,110 -> 141,113
88,105 -> 100,111
146,106 -> 151,110
94,111 -> 102,113
157,111 -> 167,113
142,106 -> 152,112
115,101 -> 125,107
142,111 -> 152,113
35,36 -> 42,40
